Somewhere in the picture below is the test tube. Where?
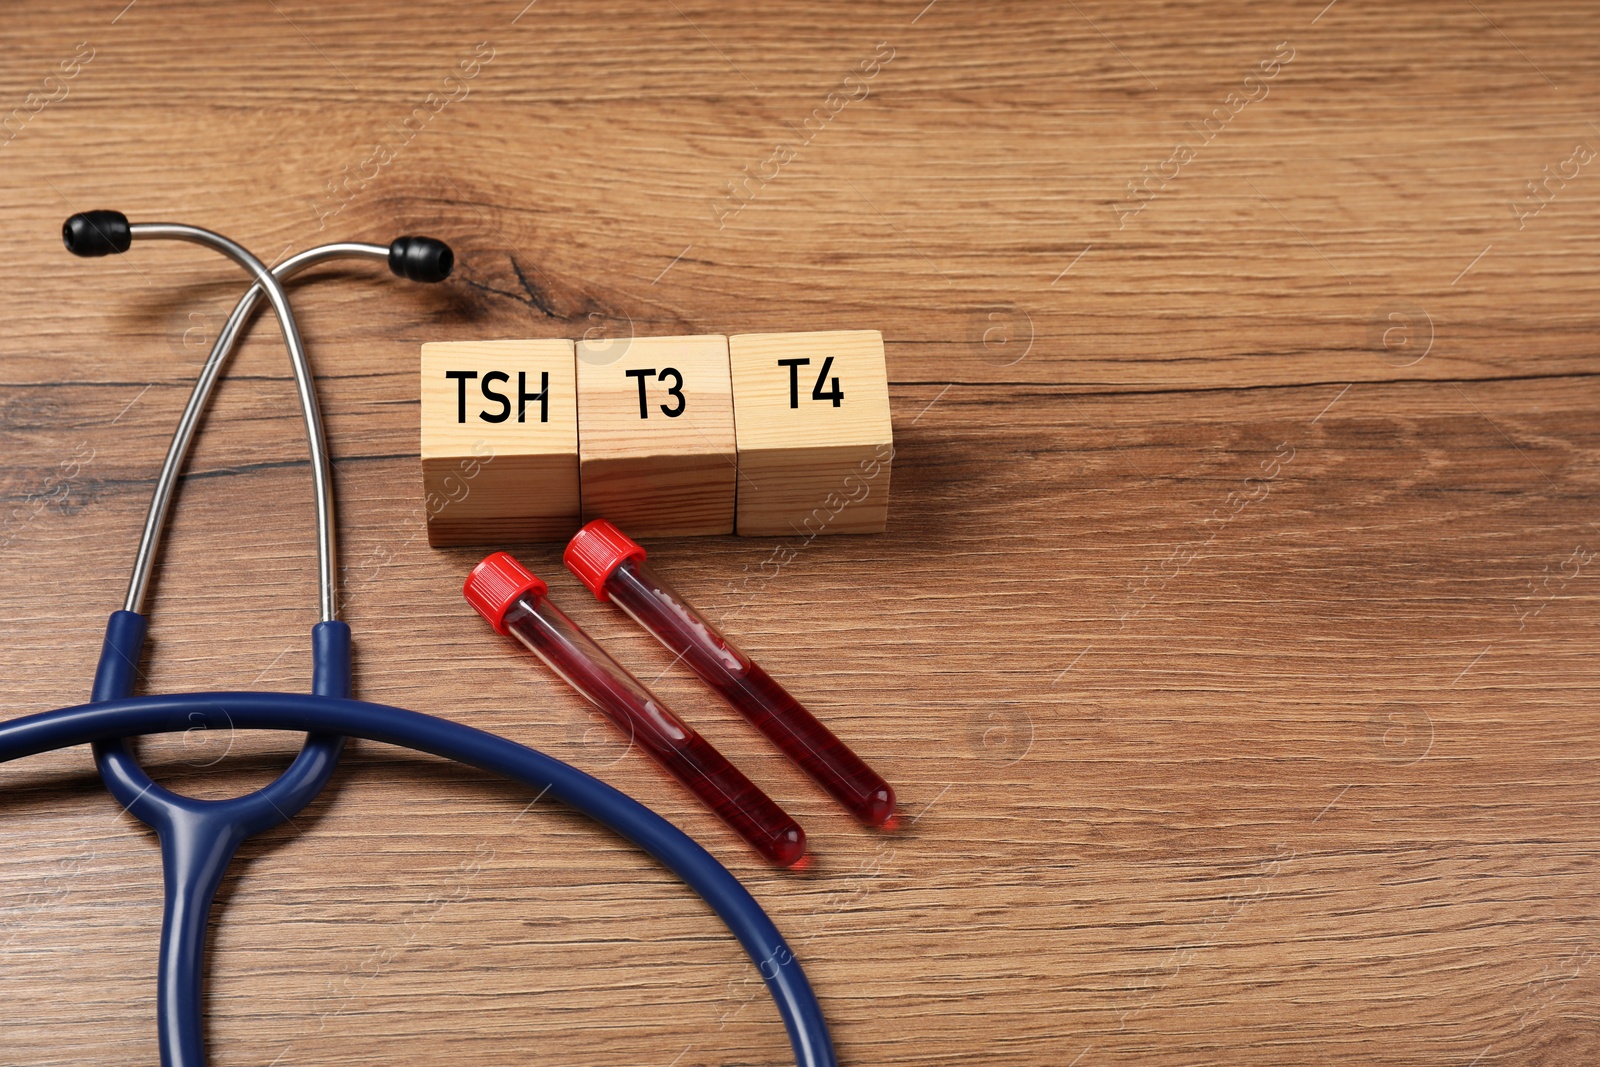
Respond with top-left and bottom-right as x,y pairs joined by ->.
463,552 -> 807,867
564,520 -> 897,826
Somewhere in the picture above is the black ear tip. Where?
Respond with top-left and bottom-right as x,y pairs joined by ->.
63,210 -> 132,257
388,236 -> 454,283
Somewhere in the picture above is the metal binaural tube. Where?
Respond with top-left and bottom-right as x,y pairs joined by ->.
121,234 -> 389,620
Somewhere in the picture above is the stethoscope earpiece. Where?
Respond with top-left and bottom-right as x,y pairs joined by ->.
62,209 -> 132,257
388,235 -> 454,283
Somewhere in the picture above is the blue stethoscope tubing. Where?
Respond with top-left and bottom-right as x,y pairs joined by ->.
1,689 -> 835,1067
19,212 -> 839,1067
91,611 -> 352,1067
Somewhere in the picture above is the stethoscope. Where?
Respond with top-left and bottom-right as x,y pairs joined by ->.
0,211 -> 835,1067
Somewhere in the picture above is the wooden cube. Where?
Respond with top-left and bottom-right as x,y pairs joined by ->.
727,329 -> 893,536
576,334 -> 736,537
419,339 -> 578,546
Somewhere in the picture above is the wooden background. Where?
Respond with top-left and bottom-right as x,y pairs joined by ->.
2,0 -> 1598,1063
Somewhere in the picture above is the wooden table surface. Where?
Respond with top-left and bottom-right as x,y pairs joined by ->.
3,1 -> 1599,1063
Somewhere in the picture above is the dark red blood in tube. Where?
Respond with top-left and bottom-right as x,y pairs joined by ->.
500,594 -> 806,867
466,553 -> 805,867
605,558 -> 896,826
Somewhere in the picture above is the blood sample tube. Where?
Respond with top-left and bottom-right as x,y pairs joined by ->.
564,520 -> 897,826
463,552 -> 806,867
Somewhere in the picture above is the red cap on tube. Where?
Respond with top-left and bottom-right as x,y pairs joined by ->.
564,519 -> 647,601
464,552 -> 549,634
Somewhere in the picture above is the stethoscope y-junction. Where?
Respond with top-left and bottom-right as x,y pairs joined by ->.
0,211 -> 836,1067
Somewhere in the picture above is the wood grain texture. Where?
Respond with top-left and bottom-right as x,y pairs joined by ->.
2,1 -> 1600,1065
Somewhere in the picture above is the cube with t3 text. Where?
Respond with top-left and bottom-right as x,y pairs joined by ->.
419,339 -> 579,546
727,329 -> 893,536
576,334 -> 737,537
